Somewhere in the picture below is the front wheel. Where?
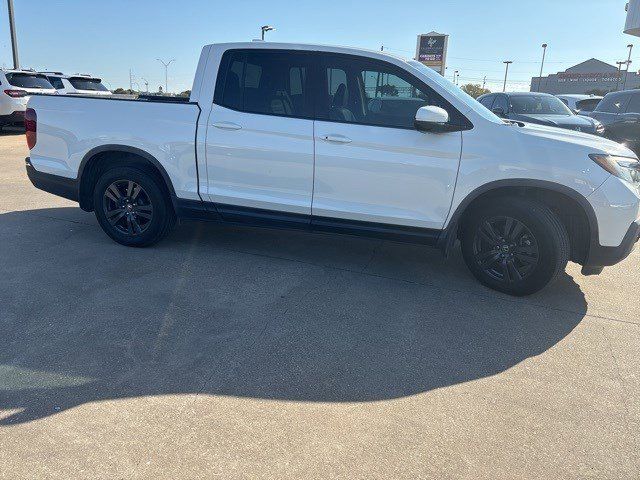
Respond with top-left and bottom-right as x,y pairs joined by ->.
460,198 -> 570,296
93,166 -> 175,247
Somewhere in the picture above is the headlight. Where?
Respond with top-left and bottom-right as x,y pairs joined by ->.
589,154 -> 640,185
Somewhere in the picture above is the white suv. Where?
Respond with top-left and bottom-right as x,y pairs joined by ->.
41,72 -> 111,96
0,70 -> 56,128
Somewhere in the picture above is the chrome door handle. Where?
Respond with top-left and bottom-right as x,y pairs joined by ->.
211,122 -> 242,130
321,134 -> 352,144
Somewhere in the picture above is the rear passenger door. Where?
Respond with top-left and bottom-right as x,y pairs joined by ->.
311,53 -> 465,230
205,49 -> 315,221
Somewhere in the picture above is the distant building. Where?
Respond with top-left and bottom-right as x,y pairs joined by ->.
531,59 -> 640,95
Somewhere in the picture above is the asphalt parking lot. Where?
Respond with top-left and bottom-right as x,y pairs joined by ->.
0,130 -> 638,479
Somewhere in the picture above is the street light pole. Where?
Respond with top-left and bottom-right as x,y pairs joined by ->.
623,44 -> 634,90
261,25 -> 275,40
503,61 -> 513,92
7,0 -> 19,69
538,44 -> 548,92
156,58 -> 175,94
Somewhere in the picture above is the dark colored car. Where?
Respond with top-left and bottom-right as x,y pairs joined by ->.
587,90 -> 640,155
477,92 -> 604,135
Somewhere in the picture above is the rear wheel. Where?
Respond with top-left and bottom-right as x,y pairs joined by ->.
460,198 -> 569,296
93,166 -> 175,247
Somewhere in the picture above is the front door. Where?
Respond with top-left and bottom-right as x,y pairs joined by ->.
205,49 -> 315,221
312,54 -> 464,230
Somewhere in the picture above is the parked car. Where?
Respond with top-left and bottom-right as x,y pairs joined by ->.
0,69 -> 56,129
586,89 -> 640,156
556,94 -> 603,114
25,42 -> 640,296
477,92 -> 604,135
41,72 -> 111,96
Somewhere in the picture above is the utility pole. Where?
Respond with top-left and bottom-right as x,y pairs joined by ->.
623,44 -> 634,90
454,70 -> 459,85
156,58 -> 175,94
129,69 -> 133,91
381,44 -> 384,51
141,78 -> 149,93
482,76 -> 487,90
503,61 -> 513,92
616,61 -> 626,91
7,0 -> 19,69
538,44 -> 548,92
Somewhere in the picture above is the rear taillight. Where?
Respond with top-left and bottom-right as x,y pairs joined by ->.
25,108 -> 36,149
4,89 -> 28,98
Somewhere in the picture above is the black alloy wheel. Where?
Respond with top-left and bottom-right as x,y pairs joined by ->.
472,216 -> 540,284
102,180 -> 154,236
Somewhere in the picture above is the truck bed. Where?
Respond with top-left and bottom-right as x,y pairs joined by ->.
27,93 -> 201,201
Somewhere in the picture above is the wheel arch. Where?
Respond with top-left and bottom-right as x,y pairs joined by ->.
77,145 -> 177,212
440,179 -> 599,265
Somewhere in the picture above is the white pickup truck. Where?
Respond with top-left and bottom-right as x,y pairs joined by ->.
25,42 -> 640,295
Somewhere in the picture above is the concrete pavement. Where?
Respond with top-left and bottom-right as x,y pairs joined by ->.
0,131 -> 638,479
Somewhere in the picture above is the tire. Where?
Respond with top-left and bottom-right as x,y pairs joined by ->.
93,166 -> 175,247
460,197 -> 569,296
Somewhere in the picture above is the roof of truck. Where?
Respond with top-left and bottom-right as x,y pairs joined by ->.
206,41 -> 410,62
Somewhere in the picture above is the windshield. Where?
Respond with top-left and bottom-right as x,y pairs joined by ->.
68,77 -> 109,91
5,73 -> 54,89
407,60 -> 503,124
510,95 -> 573,116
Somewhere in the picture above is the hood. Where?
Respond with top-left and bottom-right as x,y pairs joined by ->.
512,121 -> 637,157
511,113 -> 596,131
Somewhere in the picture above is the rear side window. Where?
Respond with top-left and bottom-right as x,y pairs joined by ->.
596,94 -> 630,114
215,50 -> 313,118
5,73 -> 53,89
47,76 -> 65,90
68,77 -> 109,91
625,93 -> 640,113
575,98 -> 600,112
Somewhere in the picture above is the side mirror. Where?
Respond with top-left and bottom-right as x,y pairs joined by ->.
492,107 -> 505,117
415,106 -> 450,132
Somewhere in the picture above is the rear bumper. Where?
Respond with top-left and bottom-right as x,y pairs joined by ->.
0,111 -> 25,125
25,157 -> 78,202
582,221 -> 640,274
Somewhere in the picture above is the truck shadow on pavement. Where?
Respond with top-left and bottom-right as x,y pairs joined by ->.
0,208 -> 587,425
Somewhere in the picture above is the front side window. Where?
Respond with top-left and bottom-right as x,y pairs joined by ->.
492,95 -> 509,114
316,55 -> 461,129
595,94 -> 629,114
479,95 -> 495,109
216,50 -> 313,118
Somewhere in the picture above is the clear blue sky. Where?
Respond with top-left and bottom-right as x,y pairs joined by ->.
0,0 -> 634,93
